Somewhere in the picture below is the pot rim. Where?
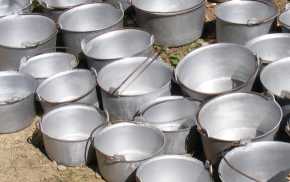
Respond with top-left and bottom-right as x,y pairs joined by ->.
0,14 -> 58,49
93,122 -> 166,163
38,0 -> 92,10
58,3 -> 124,33
175,43 -> 259,97
36,69 -> 97,104
81,28 -> 155,61
246,33 -> 290,49
215,0 -> 278,26
196,92 -> 283,142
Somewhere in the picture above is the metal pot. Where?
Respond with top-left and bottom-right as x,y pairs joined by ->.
215,0 -> 278,45
19,50 -> 78,85
175,43 -> 259,101
97,57 -> 173,122
132,0 -> 205,47
0,14 -> 58,71
246,33 -> 290,64
0,71 -> 37,133
279,9 -> 290,32
81,29 -> 154,72
104,0 -> 130,10
197,92 -> 282,165
136,155 -> 213,182
41,104 -> 107,166
58,3 -> 124,55
0,0 -> 32,17
134,96 -> 200,154
36,69 -> 98,112
93,122 -> 165,182
219,142 -> 290,182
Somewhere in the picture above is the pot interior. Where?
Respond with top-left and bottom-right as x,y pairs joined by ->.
176,44 -> 257,94
216,1 -> 276,24
59,3 -> 122,32
0,15 -> 56,48
84,29 -> 152,60
41,105 -> 105,141
0,0 -> 30,16
219,142 -> 290,181
20,52 -> 78,79
137,156 -> 211,182
37,70 -> 96,103
198,93 -> 281,141
94,124 -> 164,161
97,57 -> 172,96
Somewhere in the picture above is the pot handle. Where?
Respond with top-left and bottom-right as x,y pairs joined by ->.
285,122 -> 290,136
19,56 -> 29,70
90,67 -> 98,80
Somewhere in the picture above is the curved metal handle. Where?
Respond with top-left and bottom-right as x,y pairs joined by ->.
285,123 -> 290,136
205,161 -> 214,177
90,67 -> 98,80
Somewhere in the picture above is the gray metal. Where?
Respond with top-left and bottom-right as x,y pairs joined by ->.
19,52 -> 78,85
219,142 -> 290,182
0,0 -> 32,17
81,29 -> 154,72
215,0 -> 278,45
0,71 -> 37,133
40,104 -> 107,166
197,92 -> 282,165
97,57 -> 173,122
246,33 -> 290,64
132,0 -> 205,47
279,9 -> 290,32
104,0 -> 130,10
175,43 -> 259,101
36,69 -> 98,112
136,155 -> 213,182
93,122 -> 165,182
0,14 -> 57,71
58,3 -> 124,55
134,96 -> 200,154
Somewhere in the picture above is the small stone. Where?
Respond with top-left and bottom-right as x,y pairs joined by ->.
57,165 -> 67,171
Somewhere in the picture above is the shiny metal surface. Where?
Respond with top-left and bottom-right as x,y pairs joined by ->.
93,122 -> 165,182
104,0 -> 130,10
198,92 -> 282,164
41,104 -> 106,166
82,29 -> 154,72
97,57 -> 172,121
219,142 -> 290,182
175,43 -> 259,101
58,3 -> 124,55
136,155 -> 213,182
0,71 -> 37,133
0,0 -> 32,17
279,9 -> 290,32
0,14 -> 57,71
216,0 -> 278,44
132,0 -> 205,47
36,69 -> 98,112
134,96 -> 200,154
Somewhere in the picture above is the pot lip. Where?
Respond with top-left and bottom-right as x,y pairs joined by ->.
58,3 -> 124,33
246,33 -> 290,48
175,43 -> 258,97
132,0 -> 205,15
0,14 -> 58,49
36,69 -> 97,104
196,92 -> 283,142
40,104 -> 106,142
97,57 -> 173,97
260,57 -> 290,98
215,0 -> 278,26
218,141 -> 290,180
38,0 -> 92,10
93,122 -> 166,163
82,28 -> 154,61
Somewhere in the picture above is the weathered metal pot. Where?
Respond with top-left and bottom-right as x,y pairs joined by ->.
81,29 -> 154,72
0,0 -> 32,17
58,3 -> 124,55
93,122 -> 165,182
219,142 -> 290,182
0,14 -> 57,71
246,33 -> 290,64
0,71 -> 37,133
41,104 -> 107,166
175,43 -> 259,101
215,0 -> 278,45
19,51 -> 78,85
136,155 -> 213,182
36,69 -> 98,112
197,92 -> 282,165
134,96 -> 200,154
97,57 -> 173,122
132,0 -> 205,47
